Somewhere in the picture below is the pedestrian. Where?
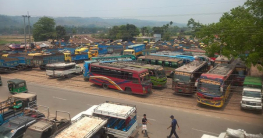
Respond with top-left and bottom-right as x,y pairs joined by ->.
142,114 -> 151,138
167,115 -> 180,138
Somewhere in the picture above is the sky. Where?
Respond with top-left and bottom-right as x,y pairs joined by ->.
0,0 -> 246,24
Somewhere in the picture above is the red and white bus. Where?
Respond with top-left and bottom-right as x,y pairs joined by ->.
196,63 -> 235,108
89,62 -> 152,95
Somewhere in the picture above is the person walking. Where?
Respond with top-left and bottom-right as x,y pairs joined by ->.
142,114 -> 151,138
167,115 -> 180,138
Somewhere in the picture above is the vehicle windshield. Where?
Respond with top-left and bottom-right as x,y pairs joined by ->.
198,79 -> 221,95
140,73 -> 150,83
123,51 -> 132,55
243,91 -> 261,98
174,72 -> 191,83
156,69 -> 166,77
0,126 -> 13,138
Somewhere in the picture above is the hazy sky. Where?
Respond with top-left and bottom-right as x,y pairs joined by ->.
0,0 -> 246,24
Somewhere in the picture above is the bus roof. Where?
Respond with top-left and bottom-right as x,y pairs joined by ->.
202,64 -> 234,79
175,60 -> 207,73
138,55 -> 181,62
215,55 -> 233,62
114,62 -> 163,70
92,62 -> 148,72
243,76 -> 262,86
46,62 -> 76,67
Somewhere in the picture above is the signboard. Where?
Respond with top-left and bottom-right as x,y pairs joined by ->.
175,72 -> 191,76
200,79 -> 220,85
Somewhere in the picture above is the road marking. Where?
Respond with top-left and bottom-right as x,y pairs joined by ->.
192,128 -> 219,135
53,96 -> 67,101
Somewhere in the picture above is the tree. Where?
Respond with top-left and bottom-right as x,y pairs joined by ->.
196,0 -> 263,70
56,25 -> 66,40
108,24 -> 139,41
32,17 -> 56,41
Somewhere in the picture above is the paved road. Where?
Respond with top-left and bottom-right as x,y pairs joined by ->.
0,77 -> 262,138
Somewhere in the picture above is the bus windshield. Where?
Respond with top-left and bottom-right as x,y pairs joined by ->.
123,51 -> 133,55
0,126 -> 13,138
174,72 -> 191,83
140,73 -> 150,84
198,79 -> 221,95
156,69 -> 166,77
243,91 -> 261,98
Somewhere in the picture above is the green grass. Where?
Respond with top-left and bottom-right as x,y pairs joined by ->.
0,40 -> 20,45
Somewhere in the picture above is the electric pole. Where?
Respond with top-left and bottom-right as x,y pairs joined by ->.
22,15 -> 28,51
27,12 -> 31,48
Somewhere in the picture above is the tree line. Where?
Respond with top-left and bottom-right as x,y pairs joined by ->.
187,0 -> 263,70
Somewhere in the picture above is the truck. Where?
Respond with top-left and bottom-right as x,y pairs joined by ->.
201,128 -> 263,138
23,110 -> 71,138
46,62 -> 82,78
51,101 -> 138,138
0,93 -> 37,125
240,76 -> 263,112
31,53 -> 65,70
123,44 -> 145,57
88,46 -> 99,58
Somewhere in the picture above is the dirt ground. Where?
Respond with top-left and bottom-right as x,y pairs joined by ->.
1,67 -> 263,126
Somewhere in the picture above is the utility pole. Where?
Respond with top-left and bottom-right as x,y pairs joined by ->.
22,15 -> 28,51
27,12 -> 31,48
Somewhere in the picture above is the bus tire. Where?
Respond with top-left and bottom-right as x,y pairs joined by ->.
125,87 -> 132,94
102,83 -> 108,89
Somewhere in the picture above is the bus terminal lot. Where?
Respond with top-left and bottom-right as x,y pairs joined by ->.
1,66 -> 263,126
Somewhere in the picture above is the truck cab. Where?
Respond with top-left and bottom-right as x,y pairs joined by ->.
241,87 -> 262,111
0,116 -> 36,138
240,76 -> 263,112
23,110 -> 71,138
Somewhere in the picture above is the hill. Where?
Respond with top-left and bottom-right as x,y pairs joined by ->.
0,15 -> 185,28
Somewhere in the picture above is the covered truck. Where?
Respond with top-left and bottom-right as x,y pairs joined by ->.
123,44 -> 145,57
52,101 -> 138,138
240,76 -> 263,112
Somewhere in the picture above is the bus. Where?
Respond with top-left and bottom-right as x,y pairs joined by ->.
89,63 -> 152,95
91,55 -> 136,61
173,60 -> 209,95
46,62 -> 82,78
214,56 -> 234,66
112,62 -> 167,88
232,59 -> 247,86
137,55 -> 184,77
196,63 -> 236,108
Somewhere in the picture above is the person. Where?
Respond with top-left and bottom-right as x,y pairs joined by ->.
167,115 -> 179,138
142,114 -> 151,138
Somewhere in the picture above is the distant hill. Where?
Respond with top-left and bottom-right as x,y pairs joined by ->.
0,15 -> 186,28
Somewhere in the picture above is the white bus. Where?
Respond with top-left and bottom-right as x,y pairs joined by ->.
46,62 -> 82,78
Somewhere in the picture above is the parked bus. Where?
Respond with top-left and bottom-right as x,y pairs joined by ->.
196,63 -> 236,108
232,59 -> 247,86
173,60 -> 209,95
89,62 -> 152,95
137,55 -> 183,77
46,62 -> 82,78
112,62 -> 167,88
214,56 -> 234,66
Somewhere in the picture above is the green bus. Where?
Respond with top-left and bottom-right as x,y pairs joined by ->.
7,79 -> 28,94
137,55 -> 184,77
112,62 -> 167,88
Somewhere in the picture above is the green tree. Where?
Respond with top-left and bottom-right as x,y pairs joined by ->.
56,25 -> 66,39
108,24 -> 139,41
196,0 -> 263,70
32,17 -> 56,41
